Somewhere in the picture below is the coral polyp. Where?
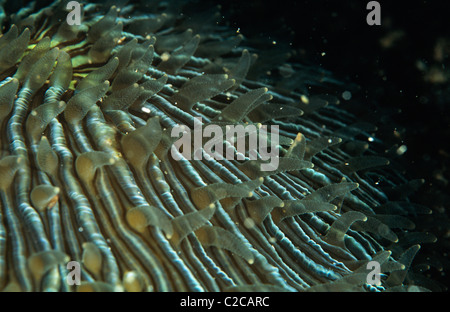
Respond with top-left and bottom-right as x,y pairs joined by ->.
0,0 -> 438,292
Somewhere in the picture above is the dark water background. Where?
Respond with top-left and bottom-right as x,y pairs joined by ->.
213,0 -> 450,192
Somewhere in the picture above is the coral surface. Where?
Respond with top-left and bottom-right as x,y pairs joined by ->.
0,0 -> 440,291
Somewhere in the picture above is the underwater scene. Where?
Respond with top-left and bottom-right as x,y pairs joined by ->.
0,0 -> 449,295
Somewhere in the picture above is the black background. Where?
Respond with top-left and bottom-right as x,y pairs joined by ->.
212,0 -> 450,188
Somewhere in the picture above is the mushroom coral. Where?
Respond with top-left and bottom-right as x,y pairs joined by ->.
0,0 -> 438,292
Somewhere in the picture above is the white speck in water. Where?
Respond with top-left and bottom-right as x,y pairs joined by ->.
342,91 -> 352,101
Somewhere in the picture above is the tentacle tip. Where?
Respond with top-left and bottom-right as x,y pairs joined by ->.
63,255 -> 70,263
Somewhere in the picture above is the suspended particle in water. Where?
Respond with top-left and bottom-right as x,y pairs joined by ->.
342,91 -> 352,101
